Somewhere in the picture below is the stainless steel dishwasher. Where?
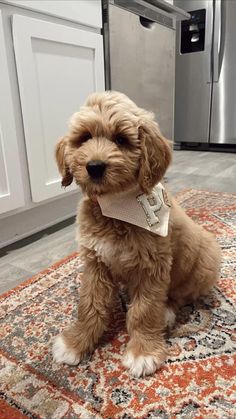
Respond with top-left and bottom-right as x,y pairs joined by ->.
103,0 -> 189,139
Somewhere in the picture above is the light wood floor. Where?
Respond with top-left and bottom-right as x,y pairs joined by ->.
0,150 -> 235,293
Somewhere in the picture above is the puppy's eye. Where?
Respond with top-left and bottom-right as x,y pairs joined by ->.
114,135 -> 128,146
80,132 -> 92,143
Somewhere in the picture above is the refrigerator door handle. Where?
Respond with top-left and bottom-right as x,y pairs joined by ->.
206,0 -> 214,84
213,0 -> 222,82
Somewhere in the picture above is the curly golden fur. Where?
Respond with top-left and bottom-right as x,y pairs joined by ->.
53,91 -> 221,377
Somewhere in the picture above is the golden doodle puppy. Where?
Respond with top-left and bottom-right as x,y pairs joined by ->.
53,91 -> 221,377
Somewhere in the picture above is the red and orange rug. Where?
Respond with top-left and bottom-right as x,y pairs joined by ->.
0,190 -> 235,418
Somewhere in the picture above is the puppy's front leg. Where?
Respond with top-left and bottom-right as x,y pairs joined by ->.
53,251 -> 116,365
123,267 -> 171,378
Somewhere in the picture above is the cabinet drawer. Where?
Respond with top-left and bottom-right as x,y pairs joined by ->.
4,0 -> 102,28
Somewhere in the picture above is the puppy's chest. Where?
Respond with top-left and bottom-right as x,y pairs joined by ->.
78,201 -> 165,275
80,233 -> 138,273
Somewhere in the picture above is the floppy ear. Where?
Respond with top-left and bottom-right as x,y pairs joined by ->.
55,136 -> 73,187
138,119 -> 172,194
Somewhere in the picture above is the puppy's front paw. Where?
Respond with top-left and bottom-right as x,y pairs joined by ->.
52,334 -> 81,365
122,350 -> 164,378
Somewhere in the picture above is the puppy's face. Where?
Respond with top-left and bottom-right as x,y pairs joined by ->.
56,92 -> 172,197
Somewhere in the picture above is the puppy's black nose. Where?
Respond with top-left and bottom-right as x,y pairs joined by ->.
86,160 -> 106,179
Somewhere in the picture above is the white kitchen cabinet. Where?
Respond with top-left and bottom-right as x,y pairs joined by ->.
0,11 -> 25,215
0,0 -> 104,247
13,15 -> 105,203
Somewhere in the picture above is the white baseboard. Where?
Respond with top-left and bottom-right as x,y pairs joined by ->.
0,193 -> 80,248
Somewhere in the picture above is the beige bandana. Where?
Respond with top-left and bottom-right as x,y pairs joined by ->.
97,183 -> 171,237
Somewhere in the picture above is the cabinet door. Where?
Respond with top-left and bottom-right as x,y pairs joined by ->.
0,12 -> 24,215
13,15 -> 104,203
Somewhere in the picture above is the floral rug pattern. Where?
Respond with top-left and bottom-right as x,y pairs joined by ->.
0,190 -> 235,418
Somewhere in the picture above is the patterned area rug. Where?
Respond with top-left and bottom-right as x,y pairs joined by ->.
0,190 -> 235,418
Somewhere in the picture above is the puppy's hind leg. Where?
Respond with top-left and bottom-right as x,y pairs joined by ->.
187,230 -> 221,300
190,230 -> 221,300
53,250 -> 116,365
169,231 -> 221,307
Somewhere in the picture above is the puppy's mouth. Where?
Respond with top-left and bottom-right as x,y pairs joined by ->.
79,178 -> 112,198
79,172 -> 135,198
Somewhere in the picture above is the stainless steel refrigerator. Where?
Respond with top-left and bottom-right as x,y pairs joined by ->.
174,0 -> 236,149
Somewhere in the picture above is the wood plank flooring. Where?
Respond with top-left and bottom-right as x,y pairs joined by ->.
0,150 -> 235,293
